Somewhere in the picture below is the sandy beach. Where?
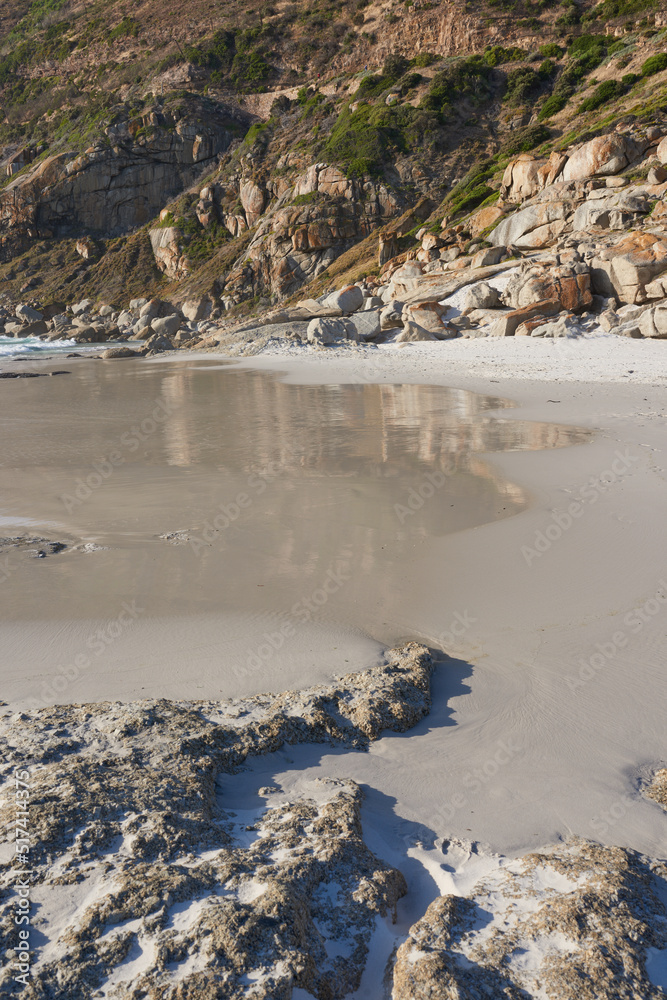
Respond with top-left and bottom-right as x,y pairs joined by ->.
1,335 -> 666,997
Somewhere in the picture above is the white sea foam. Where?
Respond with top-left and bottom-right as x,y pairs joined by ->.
0,336 -> 112,358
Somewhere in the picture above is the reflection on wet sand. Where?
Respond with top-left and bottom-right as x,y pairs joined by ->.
0,360 -> 589,694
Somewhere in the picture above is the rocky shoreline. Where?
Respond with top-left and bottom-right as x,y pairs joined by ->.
1,643 -> 665,999
5,126 -> 667,364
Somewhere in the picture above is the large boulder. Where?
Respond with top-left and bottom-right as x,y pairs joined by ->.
571,190 -> 649,232
181,298 -> 211,323
656,135 -> 667,164
143,332 -> 174,353
151,314 -> 182,337
386,262 -> 427,299
321,284 -> 364,313
395,321 -> 438,343
488,299 -> 561,336
591,231 -> 667,304
488,202 -> 574,248
503,262 -> 592,313
71,299 -> 92,316
307,316 -> 356,344
500,151 -> 567,203
102,347 -> 142,359
345,310 -> 382,341
404,301 -> 450,336
638,305 -> 667,338
380,302 -> 404,330
16,303 -> 43,323
468,204 -> 505,237
471,246 -> 507,268
562,134 -> 635,182
524,314 -> 581,338
140,298 -> 164,319
462,282 -> 501,314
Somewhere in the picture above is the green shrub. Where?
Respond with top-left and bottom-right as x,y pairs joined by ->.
539,43 -> 563,58
483,45 -> 525,67
579,78 -> 625,111
500,123 -> 551,154
414,52 -> 437,67
325,102 -> 439,175
538,92 -> 569,118
107,17 -> 140,41
556,0 -> 581,26
641,52 -> 667,76
420,56 -> 493,115
402,71 -> 423,89
539,59 -> 556,76
593,0 -> 656,17
504,66 -> 542,105
449,184 -> 495,215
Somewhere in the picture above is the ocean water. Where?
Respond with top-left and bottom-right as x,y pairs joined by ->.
0,335 -> 117,358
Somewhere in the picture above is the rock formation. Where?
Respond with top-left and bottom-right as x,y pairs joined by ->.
0,644 -> 432,998
392,839 -> 667,1000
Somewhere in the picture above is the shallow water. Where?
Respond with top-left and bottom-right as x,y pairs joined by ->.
0,335 -> 108,358
0,357 -> 588,705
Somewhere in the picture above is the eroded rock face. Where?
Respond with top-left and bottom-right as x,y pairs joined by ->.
217,172 -> 402,305
500,151 -> 567,204
0,644 -> 432,999
0,102 -> 246,246
488,201 -> 575,249
392,839 -> 667,1000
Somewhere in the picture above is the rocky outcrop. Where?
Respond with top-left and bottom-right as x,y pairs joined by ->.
392,839 -> 667,1000
0,99 -> 251,245
562,134 -> 639,182
0,644 -> 432,998
500,151 -> 567,204
217,173 -> 401,305
149,225 -> 191,279
591,232 -> 667,304
502,260 -> 592,312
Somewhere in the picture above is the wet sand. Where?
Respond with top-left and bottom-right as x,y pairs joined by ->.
0,357 -> 585,707
1,346 -> 666,864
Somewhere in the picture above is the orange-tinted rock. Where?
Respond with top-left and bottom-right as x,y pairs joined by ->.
591,231 -> 667,304
504,262 -> 592,313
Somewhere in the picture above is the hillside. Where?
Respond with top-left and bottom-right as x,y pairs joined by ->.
2,0 -> 667,314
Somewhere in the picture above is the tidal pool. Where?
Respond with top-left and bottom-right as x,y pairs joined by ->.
0,358 -> 588,705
